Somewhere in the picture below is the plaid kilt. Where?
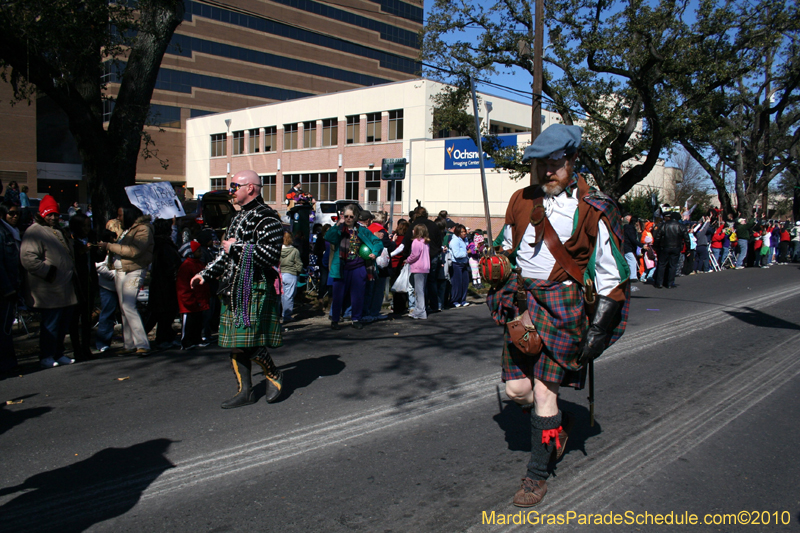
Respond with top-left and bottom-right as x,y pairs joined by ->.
487,276 -> 629,389
219,282 -> 283,349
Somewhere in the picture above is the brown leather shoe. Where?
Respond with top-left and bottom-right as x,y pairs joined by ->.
513,478 -> 547,507
554,411 -> 575,461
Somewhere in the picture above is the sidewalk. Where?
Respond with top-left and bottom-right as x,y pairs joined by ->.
7,287 -> 486,370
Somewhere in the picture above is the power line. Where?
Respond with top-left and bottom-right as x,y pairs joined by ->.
419,61 -> 613,125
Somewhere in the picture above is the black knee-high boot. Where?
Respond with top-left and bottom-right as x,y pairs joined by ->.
250,347 -> 283,403
221,352 -> 256,409
513,411 -> 562,507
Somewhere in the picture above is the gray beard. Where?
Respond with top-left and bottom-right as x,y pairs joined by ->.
542,182 -> 566,197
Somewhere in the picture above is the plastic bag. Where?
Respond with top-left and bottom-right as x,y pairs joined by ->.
376,247 -> 390,269
391,263 -> 410,292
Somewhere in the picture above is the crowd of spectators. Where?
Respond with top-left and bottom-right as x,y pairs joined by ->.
1,180 -> 491,373
309,207 -> 488,329
0,188 -> 230,372
623,205 -> 799,290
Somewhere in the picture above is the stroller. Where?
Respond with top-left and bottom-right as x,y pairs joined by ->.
300,252 -> 321,296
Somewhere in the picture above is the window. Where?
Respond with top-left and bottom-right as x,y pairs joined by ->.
322,118 -> 338,146
285,173 -> 338,201
261,174 -> 277,203
365,170 -> 381,188
489,124 -> 499,135
283,174 -> 294,201
190,109 -> 214,118
316,172 -> 337,201
346,115 -> 360,144
365,170 -> 381,209
284,123 -> 298,150
303,121 -> 317,148
345,171 -> 359,200
388,109 -> 403,140
248,128 -> 260,153
366,112 -> 381,143
211,133 -> 226,157
232,130 -> 245,155
148,104 -> 182,128
103,100 -> 115,123
264,126 -> 276,152
210,177 -> 227,190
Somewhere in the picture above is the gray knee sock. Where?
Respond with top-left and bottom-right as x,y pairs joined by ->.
526,411 -> 562,480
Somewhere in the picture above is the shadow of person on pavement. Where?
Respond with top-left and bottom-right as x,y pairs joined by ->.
724,306 -> 800,330
0,394 -> 53,436
493,396 -> 602,463
0,438 -> 175,532
252,354 -> 345,402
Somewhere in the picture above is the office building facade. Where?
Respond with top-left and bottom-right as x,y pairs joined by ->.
0,0 -> 423,207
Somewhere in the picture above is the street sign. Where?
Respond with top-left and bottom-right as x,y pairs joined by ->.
381,158 -> 407,180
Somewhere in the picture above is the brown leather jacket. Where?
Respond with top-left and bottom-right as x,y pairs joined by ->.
106,216 -> 154,272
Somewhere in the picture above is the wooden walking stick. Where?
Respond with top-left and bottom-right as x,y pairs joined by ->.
469,75 -> 512,287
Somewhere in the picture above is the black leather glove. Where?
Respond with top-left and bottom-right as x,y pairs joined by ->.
578,295 -> 622,366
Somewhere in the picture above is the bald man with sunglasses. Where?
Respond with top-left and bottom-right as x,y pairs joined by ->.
191,170 -> 285,408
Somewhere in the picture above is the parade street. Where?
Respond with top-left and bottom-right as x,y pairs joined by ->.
2,266 -> 799,533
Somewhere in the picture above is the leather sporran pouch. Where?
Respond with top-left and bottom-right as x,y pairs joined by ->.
507,310 -> 543,355
506,272 -> 543,355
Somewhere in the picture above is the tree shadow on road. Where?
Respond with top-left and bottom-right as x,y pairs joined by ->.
334,314 -> 501,406
0,438 -> 175,532
0,394 -> 53,436
724,306 -> 800,330
253,354 -> 346,402
492,397 -> 602,474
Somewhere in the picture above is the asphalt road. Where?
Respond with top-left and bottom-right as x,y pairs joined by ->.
2,265 -> 799,532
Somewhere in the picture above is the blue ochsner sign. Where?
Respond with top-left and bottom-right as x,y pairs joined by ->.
444,135 -> 518,170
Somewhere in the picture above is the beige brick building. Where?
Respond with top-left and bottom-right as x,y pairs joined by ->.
186,78 -> 682,234
186,79 -> 547,233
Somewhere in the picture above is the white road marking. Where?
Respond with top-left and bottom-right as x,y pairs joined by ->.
3,286 -> 799,525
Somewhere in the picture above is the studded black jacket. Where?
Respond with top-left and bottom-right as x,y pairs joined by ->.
200,196 -> 283,283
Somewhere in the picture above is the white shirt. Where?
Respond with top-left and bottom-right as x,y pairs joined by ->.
502,189 -> 624,296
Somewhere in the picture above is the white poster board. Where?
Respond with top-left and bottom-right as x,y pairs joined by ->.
124,182 -> 186,220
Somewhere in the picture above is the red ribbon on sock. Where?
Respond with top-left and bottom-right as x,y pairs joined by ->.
542,427 -> 562,449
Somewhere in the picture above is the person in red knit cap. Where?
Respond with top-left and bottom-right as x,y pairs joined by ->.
20,195 -> 78,368
177,240 -> 210,349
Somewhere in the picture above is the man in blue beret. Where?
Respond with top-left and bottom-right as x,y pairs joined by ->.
486,124 -> 631,507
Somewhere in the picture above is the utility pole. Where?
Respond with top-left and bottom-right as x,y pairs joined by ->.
530,0 -> 544,185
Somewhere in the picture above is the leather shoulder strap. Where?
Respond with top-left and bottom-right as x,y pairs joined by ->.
542,213 -> 584,285
527,194 -> 584,285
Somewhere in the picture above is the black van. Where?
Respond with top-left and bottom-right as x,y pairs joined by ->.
182,190 -> 236,232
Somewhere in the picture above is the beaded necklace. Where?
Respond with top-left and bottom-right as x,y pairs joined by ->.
232,243 -> 255,328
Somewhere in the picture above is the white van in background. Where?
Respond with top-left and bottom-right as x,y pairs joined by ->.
315,200 -> 362,226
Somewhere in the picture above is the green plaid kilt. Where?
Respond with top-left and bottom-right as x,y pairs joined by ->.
500,279 -> 588,389
219,282 -> 283,349
489,274 -> 628,389
501,330 -> 585,389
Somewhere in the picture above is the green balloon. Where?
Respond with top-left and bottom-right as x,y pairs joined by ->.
358,243 -> 373,260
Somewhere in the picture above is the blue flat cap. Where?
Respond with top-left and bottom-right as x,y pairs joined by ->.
521,124 -> 583,162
